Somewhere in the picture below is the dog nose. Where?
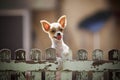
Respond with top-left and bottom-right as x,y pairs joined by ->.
57,33 -> 61,36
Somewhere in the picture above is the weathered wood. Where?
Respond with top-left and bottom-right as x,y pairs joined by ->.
30,49 -> 41,62
0,61 -> 57,71
0,61 -> 119,72
74,71 -> 88,80
108,49 -> 120,60
11,71 -> 19,80
108,70 -> 120,80
0,49 -> 11,62
0,71 -> 11,80
77,49 -> 88,60
14,49 -> 26,61
0,48 -> 120,80
45,71 -> 56,80
61,71 -> 72,80
92,49 -> 103,60
31,71 -> 41,80
18,72 -> 26,80
45,48 -> 56,61
92,72 -> 104,80
112,71 -> 120,80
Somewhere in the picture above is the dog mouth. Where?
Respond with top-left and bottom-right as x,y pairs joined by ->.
54,35 -> 62,40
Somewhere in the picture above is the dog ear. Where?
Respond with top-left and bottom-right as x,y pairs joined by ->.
58,15 -> 67,28
40,20 -> 50,32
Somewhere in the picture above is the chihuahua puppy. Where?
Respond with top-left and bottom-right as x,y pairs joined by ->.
40,15 -> 72,80
40,15 -> 72,62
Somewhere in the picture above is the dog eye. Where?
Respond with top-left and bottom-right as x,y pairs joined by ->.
59,29 -> 63,32
51,30 -> 56,33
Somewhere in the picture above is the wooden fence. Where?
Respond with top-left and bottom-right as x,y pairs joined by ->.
0,48 -> 120,80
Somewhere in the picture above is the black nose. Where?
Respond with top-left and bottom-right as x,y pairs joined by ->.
57,33 -> 61,36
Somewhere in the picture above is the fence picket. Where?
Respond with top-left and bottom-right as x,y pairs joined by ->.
77,49 -> 88,60
108,49 -> 120,60
31,71 -> 42,80
92,72 -> 104,80
45,71 -> 56,80
74,71 -> 88,80
92,49 -> 103,60
30,49 -> 41,62
61,71 -> 72,80
14,49 -> 26,61
0,49 -> 11,62
45,48 -> 56,61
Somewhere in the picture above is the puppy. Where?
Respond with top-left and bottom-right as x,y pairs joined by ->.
40,15 -> 72,61
40,15 -> 72,80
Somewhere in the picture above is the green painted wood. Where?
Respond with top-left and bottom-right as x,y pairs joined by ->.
0,61 -> 120,72
15,49 -> 26,61
18,72 -> 26,80
45,71 -> 56,80
0,61 -> 57,72
108,49 -> 120,60
0,49 -> 11,62
30,49 -> 41,62
61,71 -> 72,80
31,71 -> 41,80
0,71 -> 11,80
62,61 -> 120,71
77,49 -> 88,60
92,72 -> 104,80
45,48 -> 56,61
92,49 -> 103,60
74,71 -> 88,80
109,71 -> 120,80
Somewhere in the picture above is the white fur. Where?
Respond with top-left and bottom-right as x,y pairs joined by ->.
51,37 -> 70,60
50,23 -> 61,29
49,23 -> 72,60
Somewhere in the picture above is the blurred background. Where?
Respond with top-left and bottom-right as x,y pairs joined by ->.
0,0 -> 119,60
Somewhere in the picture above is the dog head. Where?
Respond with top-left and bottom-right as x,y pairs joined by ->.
40,15 -> 67,41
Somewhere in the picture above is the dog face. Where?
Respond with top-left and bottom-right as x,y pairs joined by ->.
40,15 -> 67,41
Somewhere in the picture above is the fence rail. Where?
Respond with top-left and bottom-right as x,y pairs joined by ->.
0,48 -> 120,80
